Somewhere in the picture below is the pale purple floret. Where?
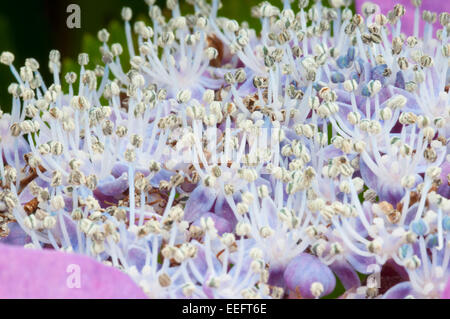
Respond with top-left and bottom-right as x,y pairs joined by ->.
284,253 -> 336,299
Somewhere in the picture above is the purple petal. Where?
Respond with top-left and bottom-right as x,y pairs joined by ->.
330,259 -> 361,290
320,145 -> 344,163
235,71 -> 257,96
283,253 -> 336,298
438,161 -> 450,198
191,247 -> 209,275
127,247 -> 146,271
0,223 -> 30,246
96,174 -> 129,197
382,282 -> 413,299
0,244 -> 147,298
184,185 -> 217,222
346,252 -> 377,274
111,162 -> 129,178
403,203 -> 419,227
193,212 -> 233,235
359,157 -> 405,204
268,268 -> 286,289
47,214 -> 83,254
213,194 -> 237,226
180,181 -> 197,193
190,244 -> 222,278
149,169 -> 175,188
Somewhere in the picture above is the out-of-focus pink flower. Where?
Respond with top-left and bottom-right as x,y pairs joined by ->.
355,0 -> 443,36
0,244 -> 147,299
443,279 -> 450,299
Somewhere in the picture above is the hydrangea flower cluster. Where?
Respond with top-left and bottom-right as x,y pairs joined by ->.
0,0 -> 449,299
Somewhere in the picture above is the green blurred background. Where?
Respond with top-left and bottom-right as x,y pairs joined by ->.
0,0 -> 354,111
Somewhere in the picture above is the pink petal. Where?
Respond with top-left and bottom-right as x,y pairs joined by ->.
0,244 -> 147,299
443,278 -> 450,299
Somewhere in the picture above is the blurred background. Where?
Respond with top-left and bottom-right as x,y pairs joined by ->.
0,0 -> 354,111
